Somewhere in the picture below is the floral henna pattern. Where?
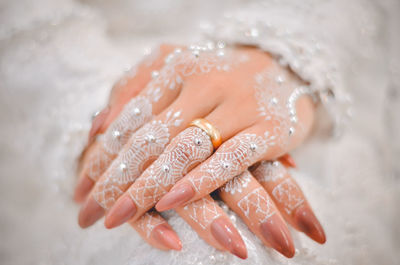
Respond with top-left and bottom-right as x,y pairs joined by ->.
221,170 -> 252,195
252,160 -> 286,183
93,111 -> 183,209
183,197 -> 221,230
254,62 -> 316,148
86,150 -> 113,181
129,127 -> 213,209
103,96 -> 153,154
85,43 -> 244,182
190,133 -> 268,193
237,187 -> 276,224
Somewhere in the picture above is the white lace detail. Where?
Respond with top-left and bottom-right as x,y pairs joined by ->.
237,187 -> 275,224
221,170 -> 252,195
183,197 -> 221,230
129,127 -> 213,209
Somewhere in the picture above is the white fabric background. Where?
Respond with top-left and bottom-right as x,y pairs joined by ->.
0,0 -> 399,264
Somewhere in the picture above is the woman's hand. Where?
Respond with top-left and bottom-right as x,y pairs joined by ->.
75,43 -> 325,259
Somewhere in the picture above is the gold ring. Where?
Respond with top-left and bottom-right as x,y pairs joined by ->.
189,118 -> 222,149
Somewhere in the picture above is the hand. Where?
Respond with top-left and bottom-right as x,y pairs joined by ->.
75,43 -> 325,259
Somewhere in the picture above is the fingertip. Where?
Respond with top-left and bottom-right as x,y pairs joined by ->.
155,182 -> 195,212
294,204 -> 326,245
78,196 -> 105,228
104,195 -> 137,229
152,223 -> 183,251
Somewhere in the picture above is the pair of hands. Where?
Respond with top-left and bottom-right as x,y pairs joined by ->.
75,43 -> 325,259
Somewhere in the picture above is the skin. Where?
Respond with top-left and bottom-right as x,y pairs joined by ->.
75,44 -> 326,259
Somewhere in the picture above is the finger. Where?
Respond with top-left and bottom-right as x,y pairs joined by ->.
75,53 -> 184,202
78,105 -> 186,228
251,161 -> 326,244
93,44 -> 177,139
131,195 -> 247,259
219,170 -> 294,258
156,123 -> 277,212
78,93 -> 208,228
107,99 -> 256,226
130,210 -> 182,251
75,45 -> 177,202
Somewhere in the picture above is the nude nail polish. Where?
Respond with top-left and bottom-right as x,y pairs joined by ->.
152,223 -> 182,251
78,196 -> 105,228
104,196 -> 137,229
210,217 -> 247,259
279,154 -> 297,168
155,182 -> 195,212
260,214 -> 295,258
88,106 -> 110,143
294,204 -> 326,244
74,176 -> 95,203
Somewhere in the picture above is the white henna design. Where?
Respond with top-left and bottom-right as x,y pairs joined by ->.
93,110 -> 183,209
136,212 -> 165,238
86,150 -> 113,181
191,133 -> 268,193
272,178 -> 304,214
129,127 -> 213,209
237,187 -> 276,224
86,42 -> 243,182
222,170 -> 252,195
103,96 -> 153,154
183,197 -> 221,230
252,160 -> 286,183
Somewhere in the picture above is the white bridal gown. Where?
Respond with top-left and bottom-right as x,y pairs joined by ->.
0,0 -> 399,264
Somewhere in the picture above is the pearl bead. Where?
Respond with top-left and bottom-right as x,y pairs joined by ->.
146,134 -> 155,143
162,164 -> 170,173
133,107 -> 141,115
221,161 -> 231,170
216,50 -> 225,57
151,70 -> 159,79
289,127 -> 295,135
270,97 -> 278,105
250,143 -> 258,151
275,75 -> 284,84
194,138 -> 202,146
192,50 -> 200,57
112,130 -> 121,139
119,162 -> 127,172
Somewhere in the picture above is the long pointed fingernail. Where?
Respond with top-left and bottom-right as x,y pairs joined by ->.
279,154 -> 297,168
260,214 -> 295,258
88,106 -> 110,143
152,223 -> 182,251
105,195 -> 137,229
156,182 -> 194,212
211,217 -> 247,259
78,196 -> 105,228
294,204 -> 326,244
74,176 -> 95,203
